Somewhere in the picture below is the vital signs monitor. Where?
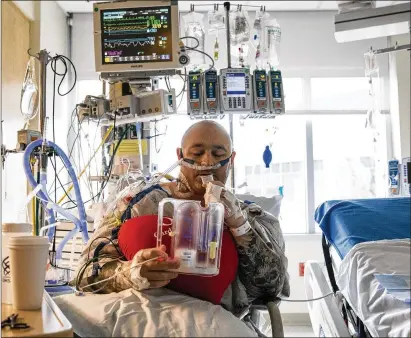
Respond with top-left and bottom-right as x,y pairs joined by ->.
93,1 -> 182,73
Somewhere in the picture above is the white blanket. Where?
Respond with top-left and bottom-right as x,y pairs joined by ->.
54,288 -> 258,337
337,239 -> 411,338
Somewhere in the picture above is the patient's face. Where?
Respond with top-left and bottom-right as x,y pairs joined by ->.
177,122 -> 235,195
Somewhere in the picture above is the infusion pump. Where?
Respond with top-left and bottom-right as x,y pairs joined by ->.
219,68 -> 252,112
187,68 -> 285,115
187,69 -> 220,116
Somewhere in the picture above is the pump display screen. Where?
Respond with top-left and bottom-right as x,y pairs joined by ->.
205,71 -> 217,99
226,73 -> 246,97
206,81 -> 216,99
189,74 -> 201,101
270,71 -> 282,100
100,6 -> 173,64
255,71 -> 267,99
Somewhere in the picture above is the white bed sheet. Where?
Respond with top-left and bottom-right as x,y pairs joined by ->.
54,288 -> 258,337
336,239 -> 411,338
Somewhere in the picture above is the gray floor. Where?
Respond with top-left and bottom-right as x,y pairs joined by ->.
258,311 -> 315,337
284,326 -> 315,337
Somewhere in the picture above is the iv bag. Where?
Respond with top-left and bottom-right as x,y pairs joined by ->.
208,9 -> 225,33
364,50 -> 379,77
20,57 -> 39,121
262,18 -> 281,69
182,12 -> 205,67
229,10 -> 250,46
365,77 -> 381,131
251,11 -> 269,49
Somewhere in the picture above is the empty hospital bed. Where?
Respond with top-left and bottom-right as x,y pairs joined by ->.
306,197 -> 411,338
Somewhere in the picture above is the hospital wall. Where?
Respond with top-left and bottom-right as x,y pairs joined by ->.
2,1 -> 69,224
281,235 -> 324,315
388,33 -> 410,160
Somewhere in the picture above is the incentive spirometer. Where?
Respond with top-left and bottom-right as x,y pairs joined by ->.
219,68 -> 252,112
252,70 -> 269,113
268,70 -> 285,114
156,199 -> 224,276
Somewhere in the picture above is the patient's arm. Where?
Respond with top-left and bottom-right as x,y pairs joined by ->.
74,219 -> 134,293
235,204 -> 290,301
73,187 -> 171,293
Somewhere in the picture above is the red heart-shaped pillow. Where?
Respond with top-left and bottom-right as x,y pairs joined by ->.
118,215 -> 238,304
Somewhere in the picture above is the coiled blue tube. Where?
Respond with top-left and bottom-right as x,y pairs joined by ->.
23,139 -> 89,259
23,139 -> 56,241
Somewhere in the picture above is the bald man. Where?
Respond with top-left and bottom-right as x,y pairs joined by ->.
74,121 -> 289,315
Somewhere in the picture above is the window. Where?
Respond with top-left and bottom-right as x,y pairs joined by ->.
311,77 -> 382,110
283,78 -> 304,111
312,115 -> 377,207
233,115 -> 307,233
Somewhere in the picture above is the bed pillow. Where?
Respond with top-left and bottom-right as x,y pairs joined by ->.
118,215 -> 238,305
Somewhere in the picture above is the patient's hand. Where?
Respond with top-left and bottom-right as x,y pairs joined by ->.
134,245 -> 180,289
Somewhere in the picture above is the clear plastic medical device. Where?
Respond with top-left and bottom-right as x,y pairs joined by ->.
157,198 -> 225,276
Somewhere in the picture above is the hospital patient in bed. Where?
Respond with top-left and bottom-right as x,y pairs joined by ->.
72,120 -> 290,316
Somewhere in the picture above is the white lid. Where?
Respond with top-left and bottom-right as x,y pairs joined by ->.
2,223 -> 32,233
8,236 -> 49,247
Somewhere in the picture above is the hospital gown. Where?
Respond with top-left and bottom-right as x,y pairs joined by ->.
72,181 -> 290,315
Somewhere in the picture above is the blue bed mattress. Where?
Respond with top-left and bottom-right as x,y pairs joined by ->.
315,197 -> 411,259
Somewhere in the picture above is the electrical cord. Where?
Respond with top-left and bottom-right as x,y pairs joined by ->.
87,235 -> 123,261
48,53 -> 77,266
278,292 -> 335,302
179,36 -> 215,71
75,253 -> 122,292
50,54 -> 77,96
49,157 -> 77,206
47,106 -> 79,196
180,36 -> 200,49
78,256 -> 159,293
64,123 -> 130,209
189,49 -> 215,69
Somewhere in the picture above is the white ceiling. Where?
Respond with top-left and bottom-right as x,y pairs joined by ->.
56,0 -> 409,14
56,1 -> 339,14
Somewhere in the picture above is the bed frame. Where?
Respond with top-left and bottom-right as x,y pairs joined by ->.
322,234 -> 369,338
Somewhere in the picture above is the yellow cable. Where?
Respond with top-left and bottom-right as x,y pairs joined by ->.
31,163 -> 36,236
57,126 -> 114,204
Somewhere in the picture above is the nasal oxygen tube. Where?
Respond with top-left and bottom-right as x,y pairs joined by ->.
23,139 -> 89,259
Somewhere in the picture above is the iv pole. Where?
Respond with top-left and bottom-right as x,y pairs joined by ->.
28,49 -> 52,234
223,2 -> 236,192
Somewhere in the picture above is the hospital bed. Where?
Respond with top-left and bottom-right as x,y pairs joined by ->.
306,197 -> 411,338
47,224 -> 284,338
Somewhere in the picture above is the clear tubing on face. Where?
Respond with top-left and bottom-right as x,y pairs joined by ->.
180,160 -> 221,171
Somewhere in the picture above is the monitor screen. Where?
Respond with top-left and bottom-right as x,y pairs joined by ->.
226,73 -> 246,97
101,6 -> 173,65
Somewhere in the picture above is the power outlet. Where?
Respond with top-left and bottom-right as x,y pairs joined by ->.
299,262 -> 305,277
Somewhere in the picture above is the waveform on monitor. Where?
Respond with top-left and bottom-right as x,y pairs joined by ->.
104,40 -> 155,48
103,25 -> 148,31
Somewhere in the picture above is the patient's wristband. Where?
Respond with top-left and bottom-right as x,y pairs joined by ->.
230,220 -> 251,237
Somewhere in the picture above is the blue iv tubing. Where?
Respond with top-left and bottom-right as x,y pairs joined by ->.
23,139 -> 89,259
